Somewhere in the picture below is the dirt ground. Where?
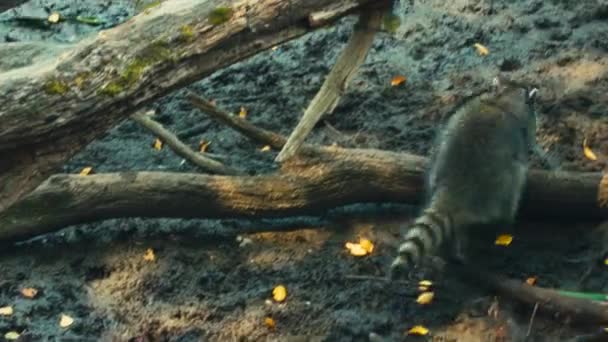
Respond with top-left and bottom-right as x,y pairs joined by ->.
1,0 -> 608,341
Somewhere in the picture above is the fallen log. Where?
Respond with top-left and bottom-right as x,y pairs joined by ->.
0,0 -> 377,212
2,91 -> 604,244
0,145 -> 604,244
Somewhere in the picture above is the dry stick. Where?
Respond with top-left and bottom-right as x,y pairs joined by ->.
131,110 -> 240,175
274,9 -> 383,162
188,94 -> 288,150
526,302 -> 539,338
189,92 -> 328,157
454,262 -> 608,324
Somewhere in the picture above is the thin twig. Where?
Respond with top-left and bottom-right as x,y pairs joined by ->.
453,262 -> 608,324
526,302 -> 539,338
131,110 -> 240,175
345,274 -> 389,282
344,274 -> 411,287
188,93 -> 288,150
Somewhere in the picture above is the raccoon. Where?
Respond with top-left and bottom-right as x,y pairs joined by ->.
389,76 -> 539,277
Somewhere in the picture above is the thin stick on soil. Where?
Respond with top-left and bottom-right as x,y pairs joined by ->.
345,274 -> 390,282
526,302 -> 539,338
454,262 -> 608,324
345,274 -> 411,287
131,110 -> 240,175
274,9 -> 384,162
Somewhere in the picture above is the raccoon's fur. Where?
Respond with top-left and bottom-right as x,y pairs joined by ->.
390,76 -> 538,277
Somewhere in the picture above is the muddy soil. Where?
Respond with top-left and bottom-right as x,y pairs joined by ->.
1,0 -> 608,341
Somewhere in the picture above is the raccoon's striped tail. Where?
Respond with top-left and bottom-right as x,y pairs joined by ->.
389,207 -> 453,279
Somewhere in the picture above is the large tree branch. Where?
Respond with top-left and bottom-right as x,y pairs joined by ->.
0,146 -> 604,244
0,0 -> 376,212
2,91 -> 605,244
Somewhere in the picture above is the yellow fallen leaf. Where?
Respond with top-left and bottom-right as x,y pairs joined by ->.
525,276 -> 537,286
199,139 -> 211,153
260,145 -> 271,152
272,285 -> 287,302
48,12 -> 61,23
416,291 -> 434,305
583,138 -> 598,161
239,106 -> 247,119
407,325 -> 429,336
271,46 -> 278,51
59,313 -> 74,328
418,286 -> 429,292
153,138 -> 163,151
144,248 -> 156,262
21,287 -> 38,299
604,257 -> 608,266
359,238 -> 374,253
0,306 -> 13,316
599,173 -> 608,208
265,317 -> 276,330
474,43 -> 489,56
79,166 -> 93,176
418,280 -> 433,287
391,75 -> 407,87
4,332 -> 20,340
495,234 -> 513,246
345,242 -> 368,256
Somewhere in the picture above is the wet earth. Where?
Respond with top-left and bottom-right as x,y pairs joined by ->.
1,0 -> 608,341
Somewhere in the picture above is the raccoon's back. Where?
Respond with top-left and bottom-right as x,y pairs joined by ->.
428,103 -> 529,223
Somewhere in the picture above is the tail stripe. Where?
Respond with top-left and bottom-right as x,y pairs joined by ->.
396,244 -> 415,266
397,240 -> 422,263
406,221 -> 438,250
401,225 -> 432,262
424,208 -> 453,241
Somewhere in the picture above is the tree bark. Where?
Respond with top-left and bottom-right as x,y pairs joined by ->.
0,0 -> 377,212
0,146 -> 604,244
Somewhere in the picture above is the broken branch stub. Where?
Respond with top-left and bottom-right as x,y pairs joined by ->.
275,9 -> 384,163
